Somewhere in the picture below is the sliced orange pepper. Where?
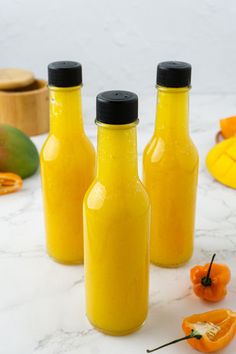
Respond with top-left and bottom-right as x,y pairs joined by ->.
0,172 -> 23,195
146,309 -> 236,353
191,254 -> 231,302
220,116 -> 236,139
182,309 -> 236,352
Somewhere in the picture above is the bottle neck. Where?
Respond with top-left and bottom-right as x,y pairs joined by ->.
154,86 -> 190,138
49,85 -> 84,137
97,122 -> 139,184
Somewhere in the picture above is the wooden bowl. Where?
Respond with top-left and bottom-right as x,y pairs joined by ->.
0,79 -> 49,136
215,131 -> 225,143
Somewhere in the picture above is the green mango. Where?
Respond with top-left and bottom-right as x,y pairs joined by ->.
0,124 -> 39,179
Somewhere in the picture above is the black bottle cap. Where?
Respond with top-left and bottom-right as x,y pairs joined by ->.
96,90 -> 138,125
156,61 -> 191,88
48,61 -> 82,87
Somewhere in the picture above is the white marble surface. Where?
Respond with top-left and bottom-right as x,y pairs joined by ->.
0,95 -> 236,354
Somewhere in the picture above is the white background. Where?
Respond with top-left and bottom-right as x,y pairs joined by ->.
1,0 -> 236,96
1,3 -> 236,354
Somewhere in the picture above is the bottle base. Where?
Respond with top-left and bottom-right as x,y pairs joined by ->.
151,257 -> 191,268
87,316 -> 144,336
48,252 -> 83,265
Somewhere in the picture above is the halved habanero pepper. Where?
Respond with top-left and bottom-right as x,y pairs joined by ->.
146,309 -> 236,353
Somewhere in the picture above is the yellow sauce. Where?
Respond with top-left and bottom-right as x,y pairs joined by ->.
40,86 -> 95,264
84,122 -> 150,335
143,87 -> 198,267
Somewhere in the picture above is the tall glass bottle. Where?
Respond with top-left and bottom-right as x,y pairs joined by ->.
40,61 -> 95,264
143,62 -> 199,267
84,91 -> 150,335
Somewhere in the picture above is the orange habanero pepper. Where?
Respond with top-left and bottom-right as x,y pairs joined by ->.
190,254 -> 231,302
220,116 -> 236,139
146,309 -> 236,353
0,172 -> 23,195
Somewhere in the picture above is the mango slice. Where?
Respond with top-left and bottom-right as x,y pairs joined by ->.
206,137 -> 236,189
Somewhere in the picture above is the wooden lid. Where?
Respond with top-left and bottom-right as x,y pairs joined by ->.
0,68 -> 35,90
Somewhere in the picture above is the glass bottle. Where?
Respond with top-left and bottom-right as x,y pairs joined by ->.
84,91 -> 150,335
143,62 -> 199,267
40,61 -> 95,264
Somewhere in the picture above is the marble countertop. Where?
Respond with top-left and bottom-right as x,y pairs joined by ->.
1,95 -> 236,354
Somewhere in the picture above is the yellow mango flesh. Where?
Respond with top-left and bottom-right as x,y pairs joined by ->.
206,136 -> 236,189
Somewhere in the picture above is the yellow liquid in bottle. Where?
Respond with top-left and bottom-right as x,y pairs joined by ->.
84,122 -> 150,335
40,86 -> 95,264
143,87 -> 198,267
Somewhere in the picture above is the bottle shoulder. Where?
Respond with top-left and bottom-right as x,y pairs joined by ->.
143,134 -> 199,164
40,133 -> 95,162
84,178 -> 150,214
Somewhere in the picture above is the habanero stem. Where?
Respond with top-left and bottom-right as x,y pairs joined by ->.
146,330 -> 202,353
201,253 -> 216,287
